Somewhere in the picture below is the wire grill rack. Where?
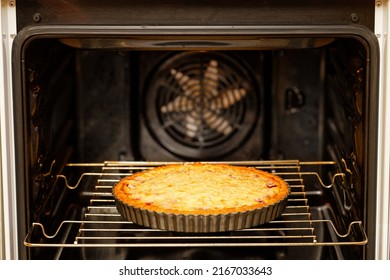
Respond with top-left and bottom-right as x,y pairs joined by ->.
24,160 -> 367,248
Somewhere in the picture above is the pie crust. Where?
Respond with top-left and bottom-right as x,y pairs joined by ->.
113,163 -> 290,232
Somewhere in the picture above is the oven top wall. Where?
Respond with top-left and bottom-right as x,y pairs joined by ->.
16,0 -> 374,31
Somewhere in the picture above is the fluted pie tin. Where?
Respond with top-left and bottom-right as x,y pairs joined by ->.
114,193 -> 289,233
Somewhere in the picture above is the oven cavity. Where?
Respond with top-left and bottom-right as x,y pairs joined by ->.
13,25 -> 378,260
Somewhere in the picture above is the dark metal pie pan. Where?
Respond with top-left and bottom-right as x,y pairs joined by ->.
114,189 -> 289,233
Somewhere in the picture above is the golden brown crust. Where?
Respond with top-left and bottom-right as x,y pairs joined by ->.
113,163 -> 289,215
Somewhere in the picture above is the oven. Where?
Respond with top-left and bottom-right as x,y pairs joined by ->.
1,0 -> 389,260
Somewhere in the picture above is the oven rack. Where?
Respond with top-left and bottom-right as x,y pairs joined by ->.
24,160 -> 368,248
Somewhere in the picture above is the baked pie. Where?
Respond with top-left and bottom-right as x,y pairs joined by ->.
113,163 -> 290,232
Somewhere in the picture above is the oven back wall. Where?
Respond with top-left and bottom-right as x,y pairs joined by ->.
75,49 -> 324,162
76,50 -> 133,162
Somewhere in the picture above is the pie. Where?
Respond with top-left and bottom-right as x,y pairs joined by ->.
113,163 -> 290,232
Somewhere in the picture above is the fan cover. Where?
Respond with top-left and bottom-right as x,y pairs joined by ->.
144,52 -> 259,159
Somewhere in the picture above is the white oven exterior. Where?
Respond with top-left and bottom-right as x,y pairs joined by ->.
373,0 -> 390,261
0,1 -> 389,260
0,1 -> 17,260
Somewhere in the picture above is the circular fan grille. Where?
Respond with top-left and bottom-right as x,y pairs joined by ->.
144,52 -> 259,159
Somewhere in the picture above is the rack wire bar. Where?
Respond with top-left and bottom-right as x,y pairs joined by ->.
24,160 -> 368,248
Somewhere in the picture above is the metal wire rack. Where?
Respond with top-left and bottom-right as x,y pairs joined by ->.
24,160 -> 368,248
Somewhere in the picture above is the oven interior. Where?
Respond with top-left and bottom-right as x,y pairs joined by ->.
12,29 -> 377,260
